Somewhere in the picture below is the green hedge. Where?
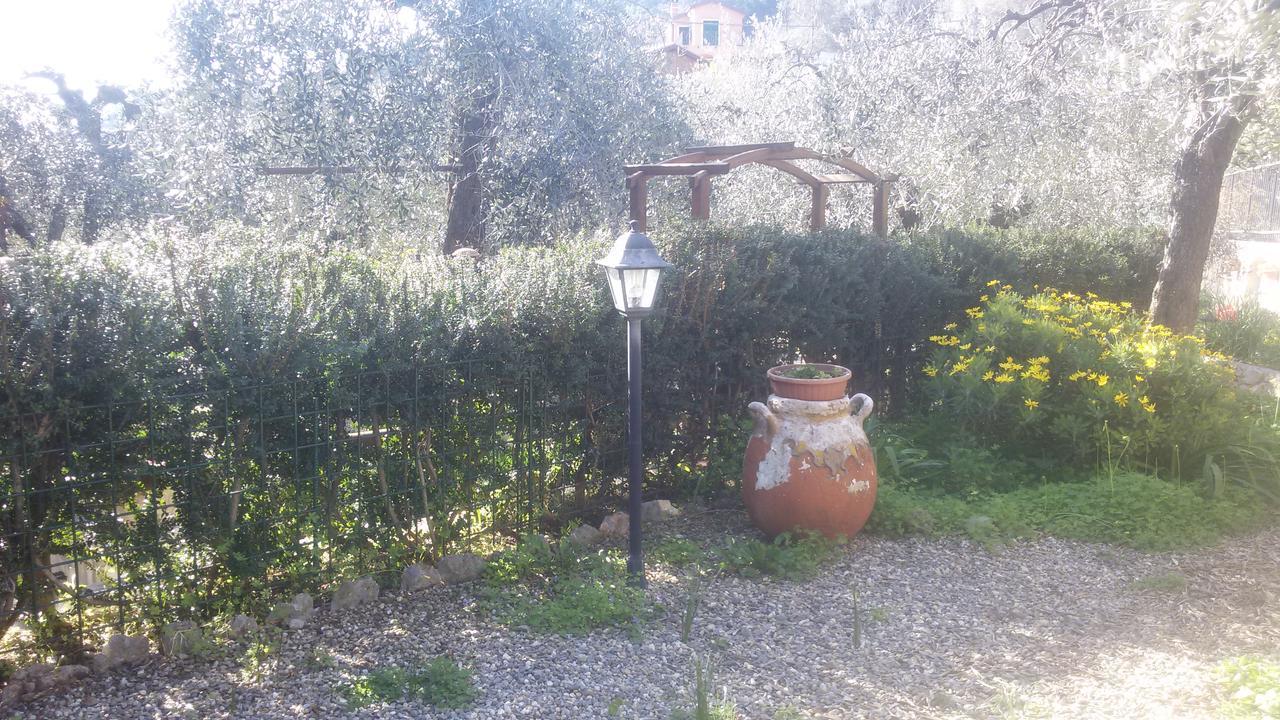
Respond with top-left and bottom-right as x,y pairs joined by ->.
0,221 -> 1161,660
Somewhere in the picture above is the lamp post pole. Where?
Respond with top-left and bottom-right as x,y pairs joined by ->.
626,316 -> 645,585
597,220 -> 670,589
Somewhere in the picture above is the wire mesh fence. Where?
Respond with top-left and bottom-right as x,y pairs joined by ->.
0,360 -> 624,665
1220,162 -> 1280,241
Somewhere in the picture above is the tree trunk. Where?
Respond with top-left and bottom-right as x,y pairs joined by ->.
1149,102 -> 1249,331
0,172 -> 35,252
442,94 -> 494,255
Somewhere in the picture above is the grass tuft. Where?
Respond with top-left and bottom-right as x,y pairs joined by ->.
339,657 -> 477,709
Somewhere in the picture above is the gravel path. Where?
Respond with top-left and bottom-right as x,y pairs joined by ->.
20,511 -> 1280,720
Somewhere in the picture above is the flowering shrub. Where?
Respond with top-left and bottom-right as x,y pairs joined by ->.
920,283 -> 1245,480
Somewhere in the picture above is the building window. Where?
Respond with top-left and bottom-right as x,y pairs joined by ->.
702,20 -> 719,46
678,25 -> 691,46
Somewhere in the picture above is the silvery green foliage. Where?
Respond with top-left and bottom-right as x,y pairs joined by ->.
673,1 -> 1178,231
0,83 -> 155,245
160,0 -> 683,248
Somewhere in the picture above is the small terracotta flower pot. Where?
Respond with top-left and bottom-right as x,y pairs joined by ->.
767,364 -> 852,402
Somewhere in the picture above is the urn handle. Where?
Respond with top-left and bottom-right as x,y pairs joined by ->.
748,401 -> 779,440
850,393 -> 874,422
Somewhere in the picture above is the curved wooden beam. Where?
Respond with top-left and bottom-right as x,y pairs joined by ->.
784,148 -> 881,183
761,159 -> 821,188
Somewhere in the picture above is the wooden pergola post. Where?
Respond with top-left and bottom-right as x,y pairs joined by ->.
690,171 -> 712,220
627,173 -> 648,231
872,180 -> 891,238
810,184 -> 829,231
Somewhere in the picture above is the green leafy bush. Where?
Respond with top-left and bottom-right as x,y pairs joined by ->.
919,284 -> 1272,496
1217,655 -> 1280,719
1199,298 -> 1280,368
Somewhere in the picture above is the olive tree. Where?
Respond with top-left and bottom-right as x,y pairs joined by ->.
163,0 -> 682,252
672,0 -> 1177,233
0,79 -> 152,249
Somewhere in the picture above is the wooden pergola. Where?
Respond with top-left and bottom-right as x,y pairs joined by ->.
624,142 -> 892,236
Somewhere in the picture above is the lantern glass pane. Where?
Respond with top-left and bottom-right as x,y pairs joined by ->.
622,268 -> 660,310
605,268 -> 626,312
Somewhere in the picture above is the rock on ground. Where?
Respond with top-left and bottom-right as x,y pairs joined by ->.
641,499 -> 681,522
266,592 -> 314,630
160,621 -> 204,656
566,524 -> 603,547
436,553 -> 487,583
400,563 -> 445,593
227,614 -> 259,639
88,633 -> 150,673
331,576 -> 380,611
599,511 -> 629,538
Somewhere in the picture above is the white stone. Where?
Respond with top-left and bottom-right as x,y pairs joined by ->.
599,512 -> 629,538
641,499 -> 681,522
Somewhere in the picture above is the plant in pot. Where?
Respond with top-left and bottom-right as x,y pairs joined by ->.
767,363 -> 852,401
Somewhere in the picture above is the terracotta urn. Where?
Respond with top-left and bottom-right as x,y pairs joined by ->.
767,363 -> 851,402
741,392 -> 877,539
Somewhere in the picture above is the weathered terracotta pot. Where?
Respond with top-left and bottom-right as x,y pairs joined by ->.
767,364 -> 852,402
741,393 -> 877,539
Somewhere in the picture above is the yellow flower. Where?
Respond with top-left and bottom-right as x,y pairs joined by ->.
1140,396 -> 1156,413
1134,374 -> 1144,383
1024,398 -> 1039,410
1113,392 -> 1128,407
980,294 -> 989,302
998,357 -> 1023,372
977,324 -> 987,333
1068,370 -> 1087,382
982,370 -> 995,381
923,365 -> 938,377
1095,374 -> 1109,387
1144,357 -> 1157,369
983,345 -> 996,353
1022,367 -> 1050,382
965,307 -> 985,319
987,279 -> 1001,287
943,322 -> 958,331
959,343 -> 972,350
949,359 -> 972,375
994,373 -> 1015,384
1030,356 -> 1050,365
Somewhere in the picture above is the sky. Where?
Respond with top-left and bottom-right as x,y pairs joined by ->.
0,0 -> 178,93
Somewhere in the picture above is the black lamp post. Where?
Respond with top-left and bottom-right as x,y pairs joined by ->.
597,221 -> 672,586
